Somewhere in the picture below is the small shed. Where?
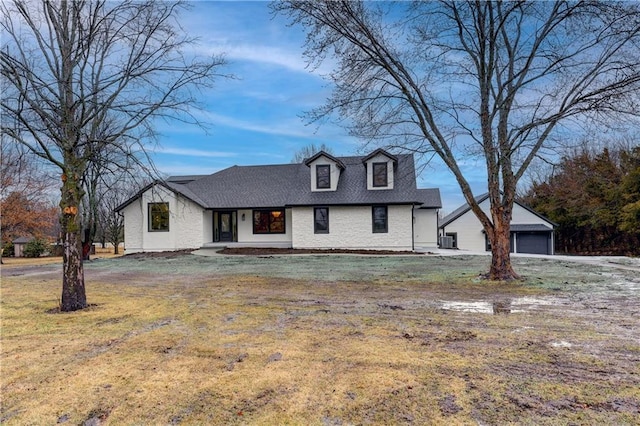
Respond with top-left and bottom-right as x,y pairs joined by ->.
13,236 -> 34,257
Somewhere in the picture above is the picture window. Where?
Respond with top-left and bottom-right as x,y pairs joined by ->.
253,209 -> 286,234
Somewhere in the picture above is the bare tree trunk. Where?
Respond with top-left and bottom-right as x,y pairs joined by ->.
59,172 -> 87,311
61,227 -> 86,311
487,200 -> 520,281
489,219 -> 518,281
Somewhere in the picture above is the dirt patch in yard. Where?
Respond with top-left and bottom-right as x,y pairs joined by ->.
123,249 -> 195,259
218,247 -> 421,255
1,254 -> 638,424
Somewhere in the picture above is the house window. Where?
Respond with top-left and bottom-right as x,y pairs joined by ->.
372,162 -> 388,187
316,164 -> 330,189
148,202 -> 169,232
485,234 -> 492,251
372,206 -> 388,233
314,207 -> 329,234
253,209 -> 286,234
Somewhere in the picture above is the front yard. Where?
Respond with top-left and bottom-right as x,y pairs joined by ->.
1,253 -> 639,424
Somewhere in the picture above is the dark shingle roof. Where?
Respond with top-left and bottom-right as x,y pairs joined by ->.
509,224 -> 553,232
167,175 -> 208,184
115,180 -> 208,212
289,154 -> 432,206
416,188 -> 442,209
440,193 -> 556,228
184,163 -> 304,209
440,193 -> 490,227
118,152 -> 442,210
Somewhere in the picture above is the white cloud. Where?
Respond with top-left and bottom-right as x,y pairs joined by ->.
155,146 -> 237,158
196,42 -> 334,76
197,110 -> 318,139
229,44 -> 310,74
183,2 -> 334,76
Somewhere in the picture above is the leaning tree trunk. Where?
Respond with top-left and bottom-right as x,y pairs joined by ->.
59,171 -> 87,311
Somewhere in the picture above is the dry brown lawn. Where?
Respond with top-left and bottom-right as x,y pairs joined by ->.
1,252 -> 639,425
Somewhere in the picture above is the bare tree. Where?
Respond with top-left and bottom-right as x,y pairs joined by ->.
97,173 -> 144,255
81,149 -> 145,258
1,0 -> 226,310
79,119 -> 145,259
275,1 -> 640,280
291,143 -> 334,163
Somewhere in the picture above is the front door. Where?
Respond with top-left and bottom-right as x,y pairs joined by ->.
219,212 -> 233,242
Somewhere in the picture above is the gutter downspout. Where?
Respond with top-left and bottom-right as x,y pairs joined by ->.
436,208 -> 440,248
411,204 -> 415,251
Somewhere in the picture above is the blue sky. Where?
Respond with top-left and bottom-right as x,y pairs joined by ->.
152,1 -> 488,214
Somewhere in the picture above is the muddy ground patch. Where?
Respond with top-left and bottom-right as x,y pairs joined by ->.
1,253 -> 639,424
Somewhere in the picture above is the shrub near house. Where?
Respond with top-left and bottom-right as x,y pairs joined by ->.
23,239 -> 48,258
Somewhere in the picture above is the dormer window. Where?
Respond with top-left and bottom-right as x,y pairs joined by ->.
373,163 -> 388,187
316,164 -> 331,189
363,148 -> 397,190
305,151 -> 345,192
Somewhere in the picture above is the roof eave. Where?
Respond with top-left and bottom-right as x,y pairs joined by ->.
303,151 -> 346,170
362,148 -> 399,165
114,180 -> 207,212
440,194 -> 557,229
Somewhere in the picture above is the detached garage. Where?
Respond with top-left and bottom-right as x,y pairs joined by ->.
439,194 -> 556,255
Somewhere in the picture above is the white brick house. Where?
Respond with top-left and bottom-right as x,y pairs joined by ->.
117,149 -> 442,253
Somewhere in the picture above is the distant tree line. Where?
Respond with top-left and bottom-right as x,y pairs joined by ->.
523,146 -> 640,255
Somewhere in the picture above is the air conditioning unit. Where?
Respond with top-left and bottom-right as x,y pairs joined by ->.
439,236 -> 454,249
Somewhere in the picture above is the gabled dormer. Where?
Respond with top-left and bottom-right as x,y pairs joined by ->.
304,151 -> 346,192
362,148 -> 398,190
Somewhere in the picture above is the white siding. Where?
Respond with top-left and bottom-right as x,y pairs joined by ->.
173,195 -> 203,249
413,208 -> 439,248
441,198 -> 555,252
122,185 -> 204,253
291,205 -> 413,251
511,203 -> 553,226
202,210 -> 213,244
442,208 -> 487,252
122,199 -> 143,253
